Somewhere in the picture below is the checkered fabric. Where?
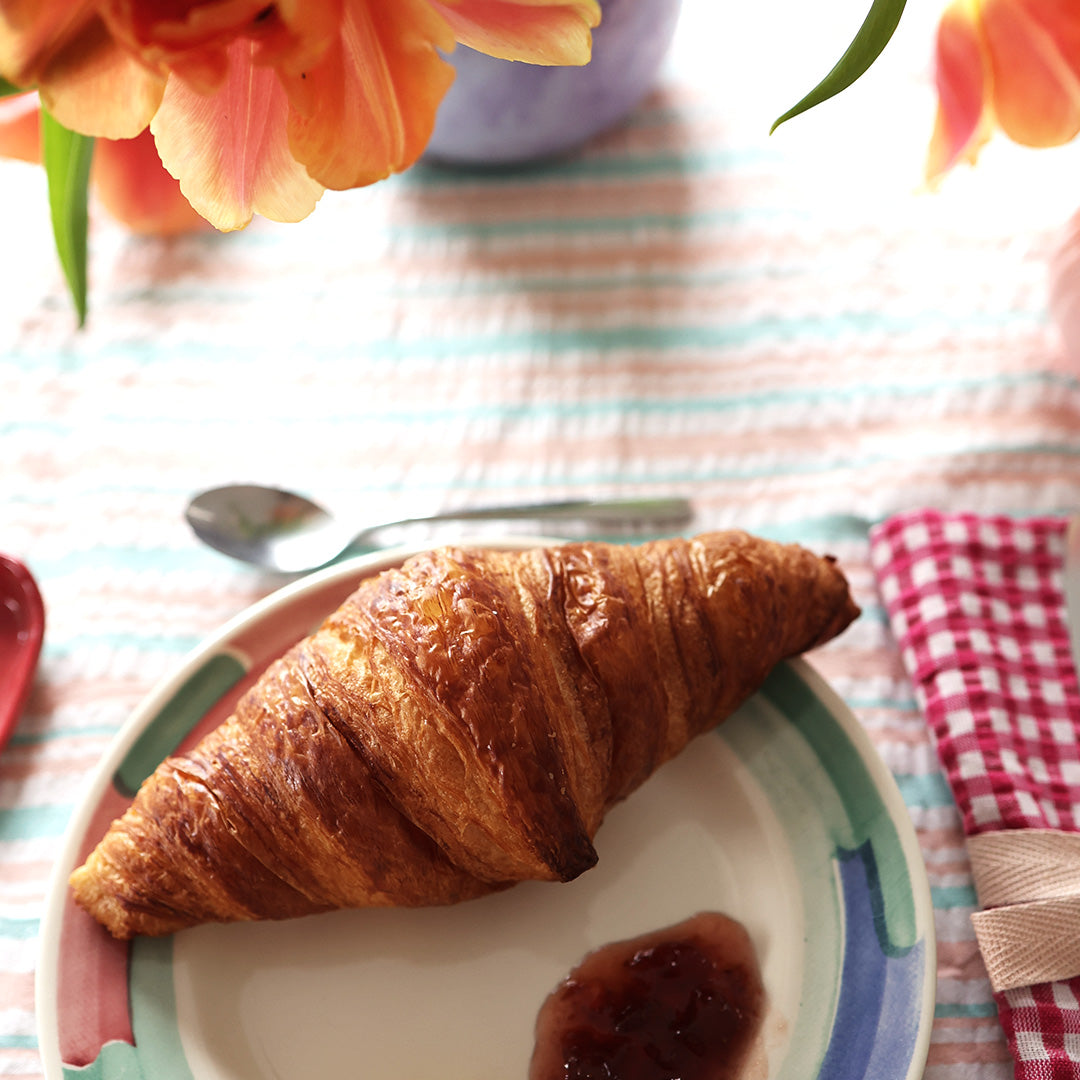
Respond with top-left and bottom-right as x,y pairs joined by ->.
870,509 -> 1080,1080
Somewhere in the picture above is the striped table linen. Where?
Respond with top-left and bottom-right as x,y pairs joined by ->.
4,3 -> 1080,1079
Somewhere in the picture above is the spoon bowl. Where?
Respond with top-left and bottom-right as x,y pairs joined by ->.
185,485 -> 695,574
0,555 -> 45,754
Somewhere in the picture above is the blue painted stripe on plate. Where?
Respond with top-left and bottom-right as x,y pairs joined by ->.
817,848 -> 927,1080
760,665 -> 918,951
816,845 -> 893,1080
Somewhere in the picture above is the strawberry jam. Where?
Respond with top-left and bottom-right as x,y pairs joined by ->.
529,912 -> 764,1080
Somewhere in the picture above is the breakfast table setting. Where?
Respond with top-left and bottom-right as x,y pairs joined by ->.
4,0 -> 1080,1078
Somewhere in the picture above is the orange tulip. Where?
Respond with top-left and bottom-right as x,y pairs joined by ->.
927,0 -> 1080,183
0,90 -> 206,233
0,0 -> 600,230
0,89 -> 36,164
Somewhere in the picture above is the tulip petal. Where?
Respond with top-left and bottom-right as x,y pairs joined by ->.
926,0 -> 990,182
0,89 -> 39,162
285,0 -> 456,190
105,0 -> 277,52
38,21 -> 164,139
0,0 -> 161,137
101,0 -> 296,96
431,0 -> 599,64
102,0 -> 341,79
269,0 -> 346,73
93,128 -> 207,234
1027,0 -> 1080,66
983,0 -> 1080,147
0,0 -> 95,85
151,42 -> 323,231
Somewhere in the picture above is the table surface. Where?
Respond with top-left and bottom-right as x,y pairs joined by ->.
5,4 -> 1080,1078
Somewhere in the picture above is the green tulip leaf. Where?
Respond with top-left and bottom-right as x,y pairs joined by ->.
41,109 -> 94,327
771,0 -> 908,133
0,77 -> 23,98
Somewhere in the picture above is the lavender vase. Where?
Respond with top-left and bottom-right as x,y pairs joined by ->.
424,0 -> 682,166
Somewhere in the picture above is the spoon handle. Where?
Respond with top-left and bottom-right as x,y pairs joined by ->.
374,497 -> 694,533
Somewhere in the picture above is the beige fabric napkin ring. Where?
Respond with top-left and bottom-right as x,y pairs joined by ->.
968,829 -> 1080,992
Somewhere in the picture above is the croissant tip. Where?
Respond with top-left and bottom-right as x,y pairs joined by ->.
554,841 -> 600,884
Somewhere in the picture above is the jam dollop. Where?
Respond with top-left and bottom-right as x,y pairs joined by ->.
529,911 -> 765,1080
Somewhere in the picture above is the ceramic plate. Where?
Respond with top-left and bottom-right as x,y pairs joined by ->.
37,539 -> 935,1080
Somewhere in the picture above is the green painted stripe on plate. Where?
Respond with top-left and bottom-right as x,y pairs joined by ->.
128,936 -> 195,1080
114,653 -> 247,797
760,664 -> 918,955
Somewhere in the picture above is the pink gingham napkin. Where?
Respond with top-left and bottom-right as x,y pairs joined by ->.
870,509 -> 1080,1080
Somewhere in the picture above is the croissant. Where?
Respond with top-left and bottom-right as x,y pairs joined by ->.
70,531 -> 858,939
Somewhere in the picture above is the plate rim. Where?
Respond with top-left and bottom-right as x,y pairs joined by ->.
35,535 -> 936,1080
787,657 -> 937,1079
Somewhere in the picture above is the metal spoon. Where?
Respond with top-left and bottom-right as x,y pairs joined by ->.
186,484 -> 694,574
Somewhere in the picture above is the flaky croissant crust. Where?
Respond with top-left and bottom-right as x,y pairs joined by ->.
71,532 -> 859,938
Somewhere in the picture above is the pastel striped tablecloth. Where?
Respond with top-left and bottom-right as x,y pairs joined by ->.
4,3 -> 1080,1078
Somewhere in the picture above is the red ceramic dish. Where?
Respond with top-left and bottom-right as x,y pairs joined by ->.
0,554 -> 45,754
